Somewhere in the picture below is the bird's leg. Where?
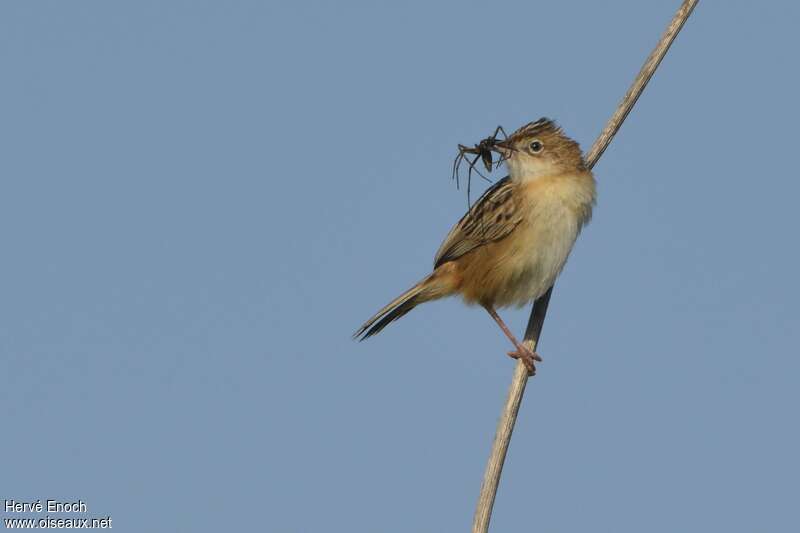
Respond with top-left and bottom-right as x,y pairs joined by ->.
483,305 -> 542,376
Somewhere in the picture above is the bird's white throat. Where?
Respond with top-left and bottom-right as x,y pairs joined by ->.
505,156 -> 561,183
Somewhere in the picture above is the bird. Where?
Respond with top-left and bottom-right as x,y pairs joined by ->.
354,118 -> 596,374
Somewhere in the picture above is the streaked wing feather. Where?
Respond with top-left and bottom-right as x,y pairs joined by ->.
434,176 -> 522,267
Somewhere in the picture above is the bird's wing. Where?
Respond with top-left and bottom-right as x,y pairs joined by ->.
434,176 -> 523,268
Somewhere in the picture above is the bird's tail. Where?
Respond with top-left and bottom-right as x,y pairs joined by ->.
354,267 -> 457,340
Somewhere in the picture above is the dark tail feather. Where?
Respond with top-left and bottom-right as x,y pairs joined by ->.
354,276 -> 434,340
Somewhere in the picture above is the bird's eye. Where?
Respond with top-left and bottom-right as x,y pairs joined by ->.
529,140 -> 543,153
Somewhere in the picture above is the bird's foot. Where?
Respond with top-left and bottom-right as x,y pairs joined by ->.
507,345 -> 542,376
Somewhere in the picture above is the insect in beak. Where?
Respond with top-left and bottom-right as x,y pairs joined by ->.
452,125 -> 514,208
480,150 -> 493,173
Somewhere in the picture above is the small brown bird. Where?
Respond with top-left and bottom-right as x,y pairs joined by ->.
355,118 -> 596,374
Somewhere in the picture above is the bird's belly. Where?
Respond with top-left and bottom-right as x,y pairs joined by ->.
492,207 -> 580,308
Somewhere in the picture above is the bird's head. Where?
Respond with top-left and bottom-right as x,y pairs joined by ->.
494,118 -> 586,181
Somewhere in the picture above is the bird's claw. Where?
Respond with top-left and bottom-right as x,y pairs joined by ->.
507,346 -> 542,376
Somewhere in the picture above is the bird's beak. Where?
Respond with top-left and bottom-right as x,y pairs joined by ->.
492,139 -> 515,159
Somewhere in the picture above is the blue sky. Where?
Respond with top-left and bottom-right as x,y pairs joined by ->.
2,1 -> 799,531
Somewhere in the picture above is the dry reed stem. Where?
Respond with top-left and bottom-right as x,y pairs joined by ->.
472,2 -> 700,531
